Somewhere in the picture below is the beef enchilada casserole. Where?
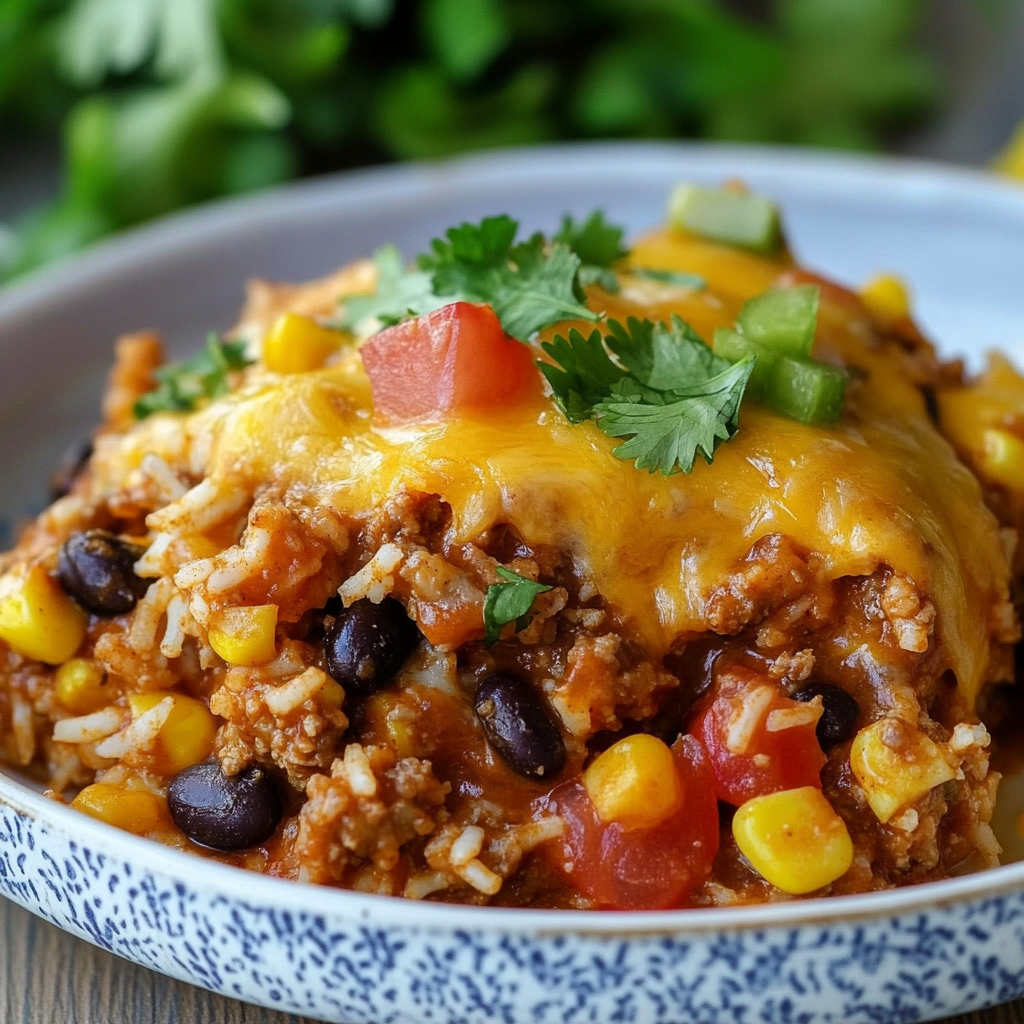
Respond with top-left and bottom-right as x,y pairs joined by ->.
0,182 -> 1021,910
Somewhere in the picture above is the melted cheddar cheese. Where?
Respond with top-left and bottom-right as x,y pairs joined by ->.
107,229 -> 1013,704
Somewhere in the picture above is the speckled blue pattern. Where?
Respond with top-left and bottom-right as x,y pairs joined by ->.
0,795 -> 1022,1024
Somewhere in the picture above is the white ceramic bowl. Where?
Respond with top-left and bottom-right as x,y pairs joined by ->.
1,142 -> 1024,1024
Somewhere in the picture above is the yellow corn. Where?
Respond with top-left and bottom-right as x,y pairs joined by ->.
321,678 -> 344,708
850,718 -> 956,824
860,273 -> 911,323
362,692 -> 416,757
263,313 -> 345,374
584,733 -> 680,830
732,786 -> 853,895
208,605 -> 278,667
0,564 -> 87,665
72,783 -> 168,835
128,692 -> 217,775
980,428 -> 1024,492
55,659 -> 112,714
995,123 -> 1024,180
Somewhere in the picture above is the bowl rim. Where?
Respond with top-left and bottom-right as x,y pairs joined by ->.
1,139 -> 1023,937
5,767 -> 1024,935
2,139 -> 1024,325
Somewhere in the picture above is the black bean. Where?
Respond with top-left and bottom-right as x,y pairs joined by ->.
324,597 -> 420,696
57,530 -> 150,616
49,441 -> 93,502
474,671 -> 566,779
792,682 -> 860,748
168,761 -> 282,851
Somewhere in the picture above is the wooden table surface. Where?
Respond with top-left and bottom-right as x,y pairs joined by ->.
0,894 -> 1018,1024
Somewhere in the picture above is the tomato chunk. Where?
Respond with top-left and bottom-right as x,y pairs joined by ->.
361,301 -> 542,423
691,666 -> 826,806
543,735 -> 719,910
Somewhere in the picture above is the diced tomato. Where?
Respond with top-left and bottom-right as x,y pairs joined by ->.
543,735 -> 719,910
690,666 -> 826,806
361,301 -> 542,424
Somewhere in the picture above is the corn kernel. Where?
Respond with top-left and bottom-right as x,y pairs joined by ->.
995,123 -> 1024,180
263,313 -> 345,373
321,678 -> 345,708
128,692 -> 217,774
208,605 -> 278,667
56,659 -> 112,714
584,734 -> 681,830
860,273 -> 910,323
0,564 -> 87,665
980,428 -> 1024,492
72,783 -> 168,835
362,692 -> 416,757
733,786 -> 852,894
850,718 -> 956,824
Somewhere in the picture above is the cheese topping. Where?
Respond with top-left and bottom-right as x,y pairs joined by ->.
103,229 -> 1012,703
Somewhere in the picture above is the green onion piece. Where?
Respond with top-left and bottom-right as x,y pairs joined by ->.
770,358 -> 847,425
668,184 -> 782,254
737,285 -> 819,359
714,327 -> 846,424
630,267 -> 706,289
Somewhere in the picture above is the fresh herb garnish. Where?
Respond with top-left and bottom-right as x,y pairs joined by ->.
541,315 -> 755,474
416,214 -> 601,340
340,244 -> 448,332
337,211 -> 624,340
554,211 -> 628,268
554,211 -> 629,293
629,267 -> 706,290
134,334 -> 254,419
483,566 -> 553,646
537,327 -> 626,423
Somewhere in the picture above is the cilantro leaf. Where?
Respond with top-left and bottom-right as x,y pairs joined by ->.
595,356 -> 755,474
420,214 -> 518,276
342,215 -> 599,341
578,265 -> 620,293
490,237 -> 599,341
542,315 -> 756,475
539,327 -> 625,423
555,211 -> 629,296
605,315 -> 727,392
483,566 -> 552,647
630,267 -> 706,290
423,218 -> 598,340
554,211 -> 628,268
337,244 -> 447,331
134,334 -> 254,419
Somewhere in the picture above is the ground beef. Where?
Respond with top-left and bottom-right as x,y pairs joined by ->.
296,743 -> 447,886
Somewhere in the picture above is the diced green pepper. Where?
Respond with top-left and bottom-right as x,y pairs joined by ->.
712,328 -> 775,401
714,327 -> 847,424
737,285 -> 819,359
668,184 -> 782,254
770,358 -> 847,424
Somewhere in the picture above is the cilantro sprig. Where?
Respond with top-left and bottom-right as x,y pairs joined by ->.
554,211 -> 628,293
540,316 -> 755,475
483,567 -> 553,646
338,212 -> 619,340
134,335 -> 254,420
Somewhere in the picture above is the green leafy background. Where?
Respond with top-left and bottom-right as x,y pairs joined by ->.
0,0 -> 967,281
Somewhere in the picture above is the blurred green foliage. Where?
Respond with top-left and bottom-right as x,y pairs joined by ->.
0,0 -> 942,280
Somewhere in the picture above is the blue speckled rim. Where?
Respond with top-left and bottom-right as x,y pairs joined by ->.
2,140 -> 1023,940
